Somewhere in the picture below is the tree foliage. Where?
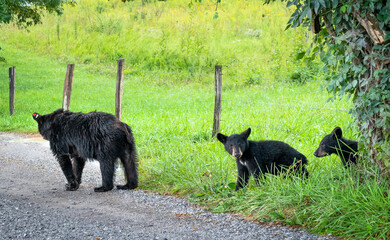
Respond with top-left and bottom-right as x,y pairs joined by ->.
265,0 -> 390,175
0,0 -> 73,61
0,0 -> 73,27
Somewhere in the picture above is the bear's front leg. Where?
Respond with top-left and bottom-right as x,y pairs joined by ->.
58,155 -> 79,191
235,162 -> 250,191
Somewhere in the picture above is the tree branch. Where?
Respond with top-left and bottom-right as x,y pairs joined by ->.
352,8 -> 387,45
322,14 -> 336,40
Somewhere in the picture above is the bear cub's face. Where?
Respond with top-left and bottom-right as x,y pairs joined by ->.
314,127 -> 343,157
217,128 -> 251,159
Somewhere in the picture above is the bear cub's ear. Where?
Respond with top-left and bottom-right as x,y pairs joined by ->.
32,113 -> 40,121
332,127 -> 343,139
240,128 -> 251,139
216,133 -> 227,144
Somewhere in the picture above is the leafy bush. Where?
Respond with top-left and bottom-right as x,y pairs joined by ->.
266,0 -> 390,176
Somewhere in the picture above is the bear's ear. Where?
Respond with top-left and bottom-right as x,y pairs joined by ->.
32,113 -> 40,121
216,133 -> 227,144
332,127 -> 343,139
241,128 -> 251,139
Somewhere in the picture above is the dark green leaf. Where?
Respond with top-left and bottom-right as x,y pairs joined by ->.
314,1 -> 320,13
318,0 -> 326,7
332,0 -> 339,9
296,51 -> 306,60
286,0 -> 294,8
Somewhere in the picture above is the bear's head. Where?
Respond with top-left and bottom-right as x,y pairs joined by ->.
314,126 -> 343,157
32,109 -> 65,140
217,128 -> 251,159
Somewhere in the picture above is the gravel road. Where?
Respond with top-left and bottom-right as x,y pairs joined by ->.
0,132 -> 337,240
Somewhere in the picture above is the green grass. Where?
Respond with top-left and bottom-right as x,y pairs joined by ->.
1,0 -> 390,239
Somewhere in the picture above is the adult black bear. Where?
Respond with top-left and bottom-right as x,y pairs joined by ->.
314,126 -> 358,168
217,128 -> 308,191
33,109 -> 138,192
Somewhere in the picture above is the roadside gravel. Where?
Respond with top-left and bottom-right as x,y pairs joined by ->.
0,132 -> 337,240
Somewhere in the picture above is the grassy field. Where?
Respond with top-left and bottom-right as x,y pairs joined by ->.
1,0 -> 390,239
0,0 -> 322,81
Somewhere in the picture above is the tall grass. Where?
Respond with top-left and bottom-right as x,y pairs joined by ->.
1,0 -> 390,239
1,0 -> 323,82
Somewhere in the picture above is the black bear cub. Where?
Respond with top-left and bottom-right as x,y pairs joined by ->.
33,109 -> 138,192
217,128 -> 308,191
314,126 -> 358,168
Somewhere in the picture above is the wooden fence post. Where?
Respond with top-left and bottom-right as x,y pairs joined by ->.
212,65 -> 222,137
115,58 -> 125,120
62,64 -> 75,111
9,67 -> 15,116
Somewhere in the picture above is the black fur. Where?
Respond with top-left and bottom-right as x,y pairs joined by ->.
33,109 -> 138,192
314,127 -> 358,167
217,128 -> 308,191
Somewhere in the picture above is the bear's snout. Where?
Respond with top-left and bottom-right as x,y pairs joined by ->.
232,147 -> 243,158
314,148 -> 327,157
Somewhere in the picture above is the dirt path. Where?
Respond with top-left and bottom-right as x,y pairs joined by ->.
0,132 -> 336,239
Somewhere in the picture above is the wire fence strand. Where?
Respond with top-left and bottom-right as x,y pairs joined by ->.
2,65 -> 351,138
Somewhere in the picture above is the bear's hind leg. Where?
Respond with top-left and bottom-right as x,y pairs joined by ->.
117,147 -> 138,190
58,155 -> 79,191
94,158 -> 115,192
294,158 -> 309,179
72,156 -> 86,185
252,168 -> 265,186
